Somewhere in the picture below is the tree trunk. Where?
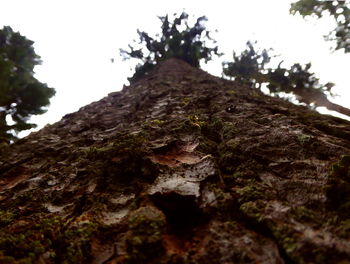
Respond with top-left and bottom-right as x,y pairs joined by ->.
1,58 -> 350,263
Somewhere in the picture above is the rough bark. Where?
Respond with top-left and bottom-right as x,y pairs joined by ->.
1,58 -> 350,263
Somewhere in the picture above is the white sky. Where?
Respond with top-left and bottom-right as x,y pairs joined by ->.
1,0 -> 350,137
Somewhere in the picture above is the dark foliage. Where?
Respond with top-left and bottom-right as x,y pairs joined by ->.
290,0 -> 350,53
0,26 -> 55,143
223,41 -> 350,116
222,41 -> 272,89
266,62 -> 334,106
120,12 -> 221,83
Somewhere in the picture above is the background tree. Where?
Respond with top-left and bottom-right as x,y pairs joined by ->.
0,26 -> 55,144
290,0 -> 350,53
120,12 -> 221,83
223,41 -> 350,116
222,41 -> 272,89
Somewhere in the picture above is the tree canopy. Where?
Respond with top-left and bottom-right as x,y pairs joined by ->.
0,26 -> 55,144
222,41 -> 272,89
121,11 -> 349,117
290,0 -> 350,53
120,12 -> 221,83
223,41 -> 350,117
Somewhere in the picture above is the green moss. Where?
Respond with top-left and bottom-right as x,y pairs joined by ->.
267,219 -> 348,263
126,206 -> 166,263
281,236 -> 298,255
83,144 -> 115,157
84,133 -> 147,160
222,122 -> 237,140
150,119 -> 165,126
58,221 -> 97,264
174,115 -> 207,136
239,200 -> 265,222
142,119 -> 166,129
290,206 -> 316,223
267,223 -> 301,262
81,133 -> 158,186
297,134 -> 312,146
188,115 -> 206,127
10,190 -> 48,212
204,184 -> 233,217
217,140 -> 243,174
240,201 -> 307,262
0,215 -> 97,264
0,210 -> 16,227
181,97 -> 190,106
201,116 -> 223,142
0,222 -> 51,263
234,182 -> 264,204
223,160 -> 264,186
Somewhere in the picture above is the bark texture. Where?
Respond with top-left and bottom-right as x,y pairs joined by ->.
1,58 -> 350,263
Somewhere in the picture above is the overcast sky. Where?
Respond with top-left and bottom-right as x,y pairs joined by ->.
1,0 -> 350,136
